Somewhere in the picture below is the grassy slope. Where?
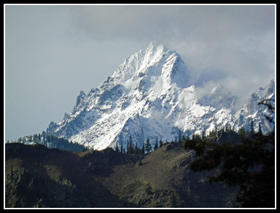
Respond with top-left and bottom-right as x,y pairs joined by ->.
102,142 -> 237,207
5,142 -> 237,208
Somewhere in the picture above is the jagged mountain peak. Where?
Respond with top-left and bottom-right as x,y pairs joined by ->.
111,42 -> 190,90
76,90 -> 86,104
46,43 -> 275,150
246,79 -> 274,106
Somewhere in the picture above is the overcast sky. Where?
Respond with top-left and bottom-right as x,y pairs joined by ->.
5,4 -> 275,141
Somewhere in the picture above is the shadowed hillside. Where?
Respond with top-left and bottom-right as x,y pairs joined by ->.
5,142 -> 237,208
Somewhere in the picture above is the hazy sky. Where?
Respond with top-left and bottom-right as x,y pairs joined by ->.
5,4 -> 275,141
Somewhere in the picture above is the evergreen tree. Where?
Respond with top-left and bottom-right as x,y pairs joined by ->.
126,141 -> 129,154
154,137 -> 159,150
258,122 -> 263,135
145,137 -> 152,153
154,142 -> 158,150
159,139 -> 163,148
120,141 -> 123,153
250,119 -> 254,135
126,136 -> 134,154
135,143 -> 139,155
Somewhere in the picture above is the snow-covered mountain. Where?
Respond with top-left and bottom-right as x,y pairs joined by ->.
234,80 -> 275,133
46,42 -> 275,150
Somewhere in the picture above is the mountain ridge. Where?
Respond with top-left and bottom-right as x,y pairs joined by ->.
46,42 -> 275,150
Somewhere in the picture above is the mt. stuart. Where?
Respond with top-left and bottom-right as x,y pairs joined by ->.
46,42 -> 275,150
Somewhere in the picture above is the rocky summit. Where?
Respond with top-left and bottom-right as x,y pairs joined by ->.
46,42 -> 275,150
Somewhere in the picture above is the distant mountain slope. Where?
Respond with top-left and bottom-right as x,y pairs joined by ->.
5,142 -> 237,208
46,42 -> 275,150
